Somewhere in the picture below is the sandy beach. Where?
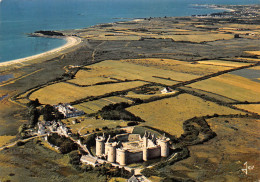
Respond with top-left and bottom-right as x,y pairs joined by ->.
0,36 -> 81,67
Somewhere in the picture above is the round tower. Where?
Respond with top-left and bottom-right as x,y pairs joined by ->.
117,148 -> 127,166
158,136 -> 169,157
143,147 -> 148,161
96,136 -> 105,156
143,133 -> 148,161
105,142 -> 109,155
107,144 -> 116,163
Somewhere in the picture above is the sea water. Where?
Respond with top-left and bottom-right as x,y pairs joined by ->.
0,0 -> 259,63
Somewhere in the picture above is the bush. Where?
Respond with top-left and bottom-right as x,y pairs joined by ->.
47,133 -> 78,154
16,141 -> 25,146
127,121 -> 139,126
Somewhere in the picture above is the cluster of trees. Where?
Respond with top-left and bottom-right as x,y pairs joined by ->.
68,151 -> 82,170
178,117 -> 216,146
27,99 -> 64,127
98,102 -> 144,122
47,133 -> 78,154
82,163 -> 132,178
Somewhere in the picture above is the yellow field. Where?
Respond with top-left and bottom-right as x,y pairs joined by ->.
157,33 -> 234,43
64,118 -> 128,135
121,58 -> 232,75
127,94 -> 244,137
125,90 -> 177,100
245,51 -> 260,56
30,81 -> 147,105
197,60 -> 251,67
235,104 -> 260,115
87,60 -> 198,82
189,74 -> 260,102
109,177 -> 127,182
0,135 -> 16,147
234,57 -> 260,62
249,66 -> 260,70
223,24 -> 260,30
67,70 -> 115,85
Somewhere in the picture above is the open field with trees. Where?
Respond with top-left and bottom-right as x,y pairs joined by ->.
169,117 -> 260,181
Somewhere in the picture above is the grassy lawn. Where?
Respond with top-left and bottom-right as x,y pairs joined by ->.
127,93 -> 244,137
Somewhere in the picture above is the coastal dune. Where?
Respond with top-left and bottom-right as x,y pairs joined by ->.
0,36 -> 81,67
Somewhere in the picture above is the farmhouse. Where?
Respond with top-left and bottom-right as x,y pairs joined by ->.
161,87 -> 174,94
96,131 -> 170,166
54,103 -> 84,118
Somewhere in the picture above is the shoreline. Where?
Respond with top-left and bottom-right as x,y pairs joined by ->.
0,36 -> 82,67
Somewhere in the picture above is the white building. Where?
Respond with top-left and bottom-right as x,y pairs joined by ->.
80,155 -> 100,167
54,103 -> 84,118
161,87 -> 174,94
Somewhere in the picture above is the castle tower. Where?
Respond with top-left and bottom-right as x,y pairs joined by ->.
143,133 -> 148,161
143,148 -> 148,161
96,135 -> 105,156
107,143 -> 116,163
117,148 -> 127,166
105,135 -> 112,155
158,134 -> 170,157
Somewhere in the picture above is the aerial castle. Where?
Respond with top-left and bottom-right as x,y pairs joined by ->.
96,131 -> 170,166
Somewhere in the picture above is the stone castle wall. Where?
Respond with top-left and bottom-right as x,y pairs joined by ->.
147,146 -> 161,159
127,151 -> 143,164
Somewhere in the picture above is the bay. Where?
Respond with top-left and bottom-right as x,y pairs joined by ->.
0,0 -> 259,63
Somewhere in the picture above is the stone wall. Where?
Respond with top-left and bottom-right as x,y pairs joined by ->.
148,146 -> 161,159
127,151 -> 143,164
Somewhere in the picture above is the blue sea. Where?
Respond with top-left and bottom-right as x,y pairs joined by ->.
0,0 -> 259,63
